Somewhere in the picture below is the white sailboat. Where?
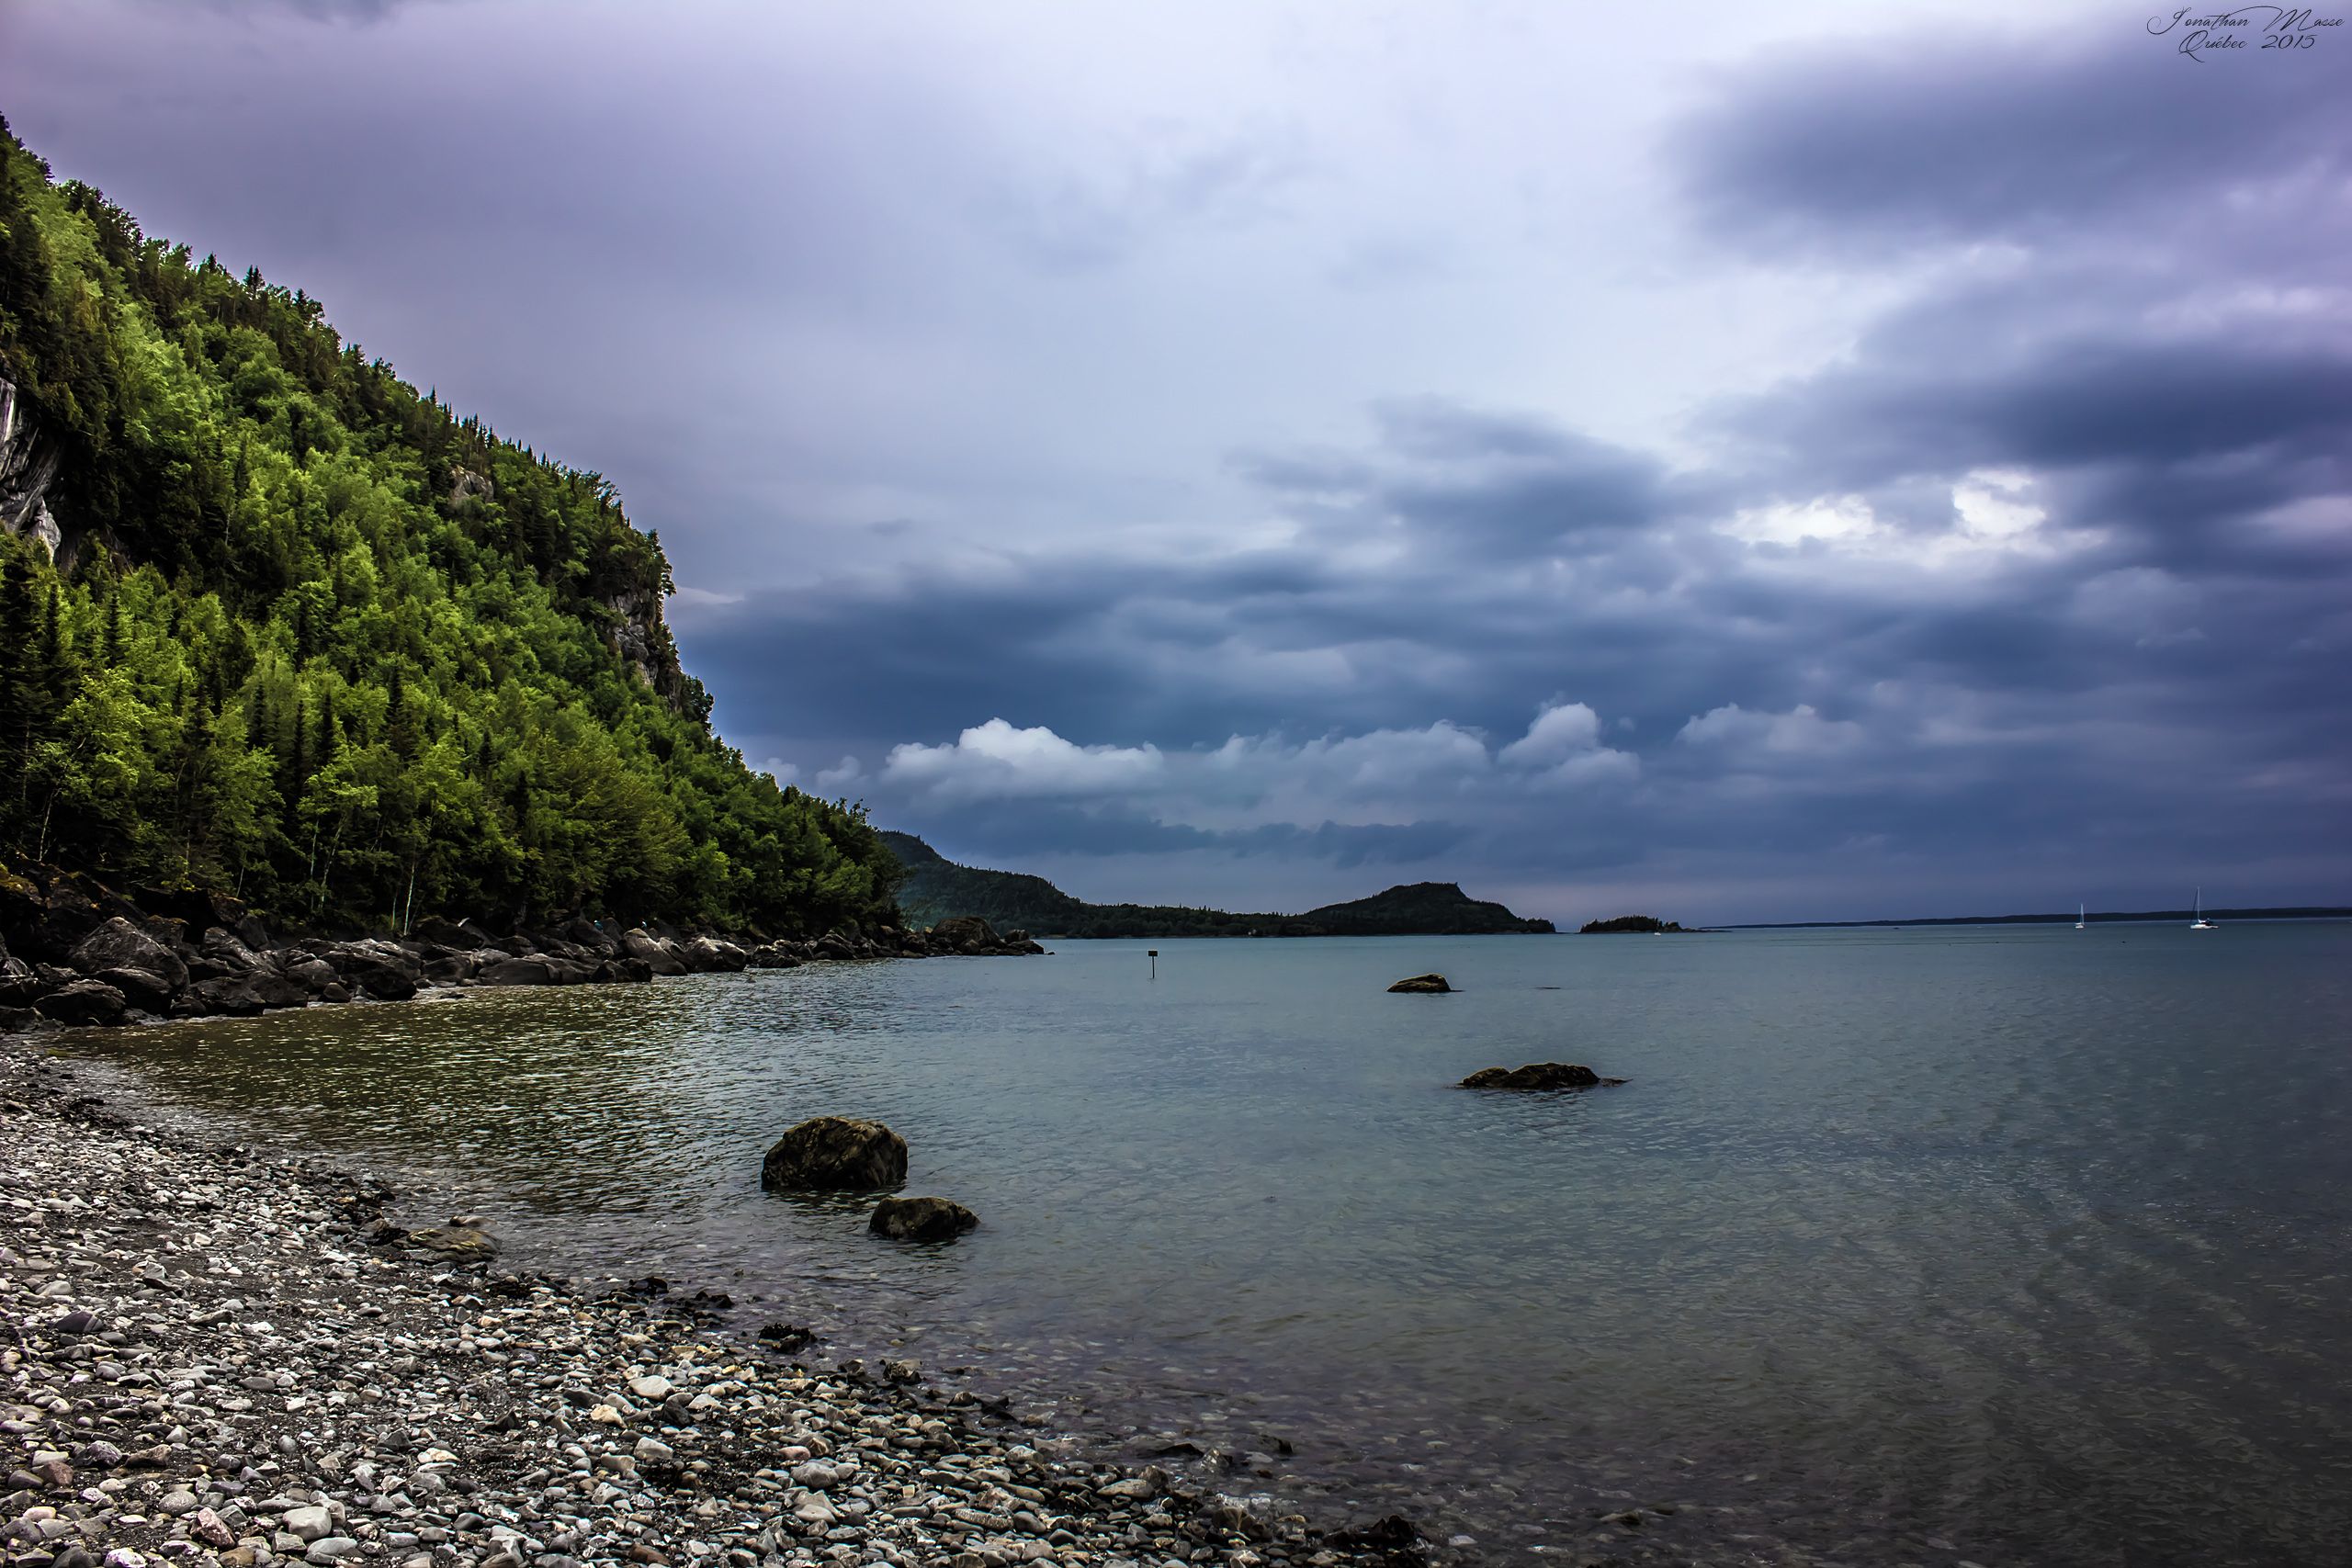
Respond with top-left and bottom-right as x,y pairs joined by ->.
2190,887 -> 2215,931
2075,902 -> 2086,931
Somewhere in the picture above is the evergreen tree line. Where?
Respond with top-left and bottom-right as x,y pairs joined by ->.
0,118 -> 899,935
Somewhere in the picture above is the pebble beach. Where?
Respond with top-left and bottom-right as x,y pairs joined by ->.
0,1038 -> 1453,1568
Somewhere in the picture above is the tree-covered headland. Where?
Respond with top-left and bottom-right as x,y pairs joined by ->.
0,118 -> 899,936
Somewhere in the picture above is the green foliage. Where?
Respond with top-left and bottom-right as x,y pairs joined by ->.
0,122 -> 898,935
1577,914 -> 1684,933
883,832 -> 1553,937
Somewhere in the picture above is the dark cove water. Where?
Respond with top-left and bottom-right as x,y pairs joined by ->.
65,924 -> 2352,1566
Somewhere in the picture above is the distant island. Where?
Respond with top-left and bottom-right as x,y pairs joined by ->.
1578,914 -> 1688,933
882,832 -> 1555,937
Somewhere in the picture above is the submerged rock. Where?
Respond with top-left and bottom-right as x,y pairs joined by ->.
405,1224 -> 500,1258
869,1195 -> 978,1243
1386,973 -> 1452,993
1460,1062 -> 1621,1090
756,1320 -> 821,1352
762,1115 -> 909,1190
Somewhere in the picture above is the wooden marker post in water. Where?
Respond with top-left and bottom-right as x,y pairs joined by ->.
1148,949 -> 1159,980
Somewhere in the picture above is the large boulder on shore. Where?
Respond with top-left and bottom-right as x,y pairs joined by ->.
869,1195 -> 978,1243
929,915 -> 1000,952
1460,1063 -> 1616,1090
35,979 -> 127,1027
622,929 -> 687,976
69,917 -> 187,991
93,965 -> 175,1013
476,954 -> 557,987
762,1116 -> 908,1191
684,935 -> 750,973
1387,973 -> 1452,993
322,940 -> 420,1000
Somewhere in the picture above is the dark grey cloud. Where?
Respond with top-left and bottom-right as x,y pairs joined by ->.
1674,28 -> 2352,258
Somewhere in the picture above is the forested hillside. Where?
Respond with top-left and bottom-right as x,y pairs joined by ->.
0,119 -> 898,935
885,832 -> 1554,936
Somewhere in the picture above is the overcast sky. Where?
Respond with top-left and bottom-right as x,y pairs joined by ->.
6,0 -> 2347,923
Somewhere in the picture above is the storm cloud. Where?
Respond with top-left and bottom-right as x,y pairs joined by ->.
4,0 -> 2345,921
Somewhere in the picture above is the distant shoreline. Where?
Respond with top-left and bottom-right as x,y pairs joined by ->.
1721,906 -> 2352,931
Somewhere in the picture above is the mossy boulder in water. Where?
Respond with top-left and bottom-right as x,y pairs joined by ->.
762,1116 -> 909,1190
1387,973 -> 1452,993
1460,1063 -> 1616,1090
869,1195 -> 978,1242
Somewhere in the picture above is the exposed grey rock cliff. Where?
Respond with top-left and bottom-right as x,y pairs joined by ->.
0,374 -> 64,558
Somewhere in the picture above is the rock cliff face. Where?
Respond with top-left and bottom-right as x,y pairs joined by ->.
0,375 -> 63,558
604,581 -> 684,701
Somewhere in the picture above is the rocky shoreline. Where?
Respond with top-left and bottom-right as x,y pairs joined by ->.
0,861 -> 1043,1036
0,1035 -> 1444,1568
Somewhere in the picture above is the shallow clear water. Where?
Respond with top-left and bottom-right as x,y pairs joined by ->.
66,924 -> 2352,1565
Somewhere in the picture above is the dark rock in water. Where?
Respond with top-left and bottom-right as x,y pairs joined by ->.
93,964 -> 175,1012
69,916 -> 188,989
35,978 -> 127,1026
1326,1514 -> 1423,1552
1386,973 -> 1452,993
407,1225 -> 499,1258
1460,1062 -> 1611,1090
761,1116 -> 909,1190
869,1195 -> 978,1243
757,1321 -> 821,1353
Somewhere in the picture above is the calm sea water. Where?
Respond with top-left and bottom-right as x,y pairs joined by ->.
64,924 -> 2352,1566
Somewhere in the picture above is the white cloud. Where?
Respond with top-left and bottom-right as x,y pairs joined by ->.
1719,473 -> 2074,570
1677,702 -> 1863,755
866,702 -> 1637,828
816,755 -> 867,790
1498,701 -> 1602,766
1720,494 -> 1882,547
883,718 -> 1164,801
1951,468 -> 2045,539
1498,701 -> 1641,788
758,757 -> 801,785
